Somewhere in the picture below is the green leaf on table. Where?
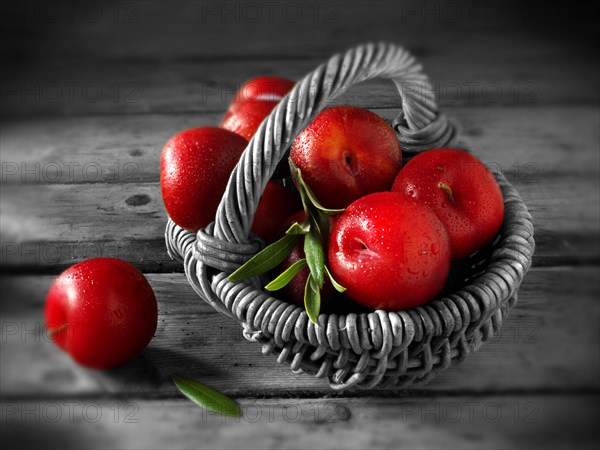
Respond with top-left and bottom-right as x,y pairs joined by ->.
265,258 -> 307,291
304,226 -> 325,288
304,273 -> 321,323
324,265 -> 346,293
171,374 -> 241,417
228,233 -> 299,283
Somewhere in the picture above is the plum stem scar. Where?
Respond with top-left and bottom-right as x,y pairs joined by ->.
438,181 -> 454,203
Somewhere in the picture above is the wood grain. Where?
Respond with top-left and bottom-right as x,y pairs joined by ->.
1,174 -> 597,272
2,1 -> 597,116
1,267 -> 598,397
2,107 -> 598,184
3,54 -> 595,117
3,2 -> 596,114
2,395 -> 599,450
2,1 -> 598,448
2,106 -> 598,271
4,1 -> 594,56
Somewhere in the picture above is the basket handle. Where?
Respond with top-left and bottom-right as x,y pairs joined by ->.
210,42 -> 457,249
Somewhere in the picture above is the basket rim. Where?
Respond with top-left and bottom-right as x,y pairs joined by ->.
166,166 -> 534,345
210,168 -> 533,327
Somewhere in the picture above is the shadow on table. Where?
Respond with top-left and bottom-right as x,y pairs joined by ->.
84,345 -> 231,393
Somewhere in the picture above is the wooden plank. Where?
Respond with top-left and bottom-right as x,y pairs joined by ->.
1,107 -> 598,270
0,0 -> 532,57
2,107 -> 598,184
0,107 -> 600,271
1,172 -> 598,272
2,0 -> 596,116
3,0 -> 596,117
2,48 -> 595,116
3,0 -> 595,60
1,396 -> 599,450
1,267 -> 598,397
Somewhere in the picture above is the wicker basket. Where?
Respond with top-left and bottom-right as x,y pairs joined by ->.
165,43 -> 535,390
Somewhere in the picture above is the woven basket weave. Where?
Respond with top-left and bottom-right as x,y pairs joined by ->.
165,43 -> 535,390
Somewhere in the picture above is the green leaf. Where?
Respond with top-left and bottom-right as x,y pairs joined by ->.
301,176 -> 345,215
264,258 -> 307,291
315,209 -> 331,241
228,234 -> 299,283
304,274 -> 321,323
308,211 -> 322,236
291,171 -> 314,219
324,265 -> 346,293
285,221 -> 310,235
171,374 -> 241,417
304,226 -> 325,288
288,159 -> 318,217
289,159 -> 345,215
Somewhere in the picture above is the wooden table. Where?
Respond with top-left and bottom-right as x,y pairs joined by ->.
1,1 -> 599,448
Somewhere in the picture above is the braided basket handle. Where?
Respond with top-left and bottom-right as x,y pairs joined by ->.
166,42 -> 534,391
211,42 -> 458,247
